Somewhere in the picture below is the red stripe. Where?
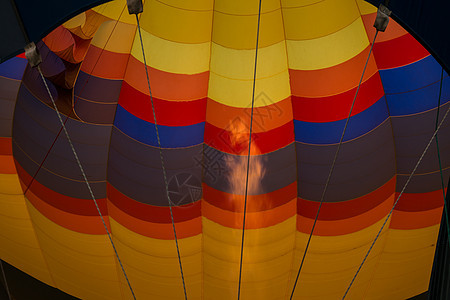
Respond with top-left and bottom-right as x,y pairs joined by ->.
118,81 -> 207,126
203,182 -> 297,213
15,161 -> 108,216
288,46 -> 377,98
373,33 -> 429,69
204,121 -> 294,155
25,188 -> 111,235
297,177 -> 395,220
107,183 -> 201,223
292,72 -> 384,122
0,137 -> 12,155
394,189 -> 446,212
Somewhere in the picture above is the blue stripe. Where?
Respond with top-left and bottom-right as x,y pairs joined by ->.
114,105 -> 204,148
379,55 -> 444,94
386,75 -> 450,116
294,97 -> 389,144
0,56 -> 27,80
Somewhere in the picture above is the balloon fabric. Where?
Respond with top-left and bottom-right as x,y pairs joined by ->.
0,0 -> 449,299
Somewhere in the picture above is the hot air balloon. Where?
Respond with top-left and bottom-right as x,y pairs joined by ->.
0,0 -> 449,299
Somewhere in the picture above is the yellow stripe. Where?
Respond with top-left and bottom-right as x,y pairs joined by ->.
0,193 -> 30,220
212,9 -> 284,49
204,272 -> 292,300
383,225 -> 440,252
208,70 -> 290,107
210,41 -> 288,80
0,206 -> 40,247
47,259 -> 122,300
91,20 -> 136,54
203,216 -> 295,248
0,207 -> 53,286
26,205 -> 113,257
93,1 -> 135,24
158,0 -> 213,11
109,219 -> 202,299
26,200 -> 122,299
281,0 -> 323,8
364,225 -> 439,299
0,174 -> 53,286
366,269 -> 432,300
286,17 -> 369,70
290,217 -> 391,299
202,217 -> 296,269
110,218 -> 201,257
282,0 -> 361,40
63,12 -> 86,29
139,0 -> 213,43
203,217 -> 296,300
290,222 -> 440,299
131,29 -> 211,74
32,226 -> 119,282
215,0 -> 280,15
0,173 -> 23,195
114,265 -> 201,299
0,233 -> 53,285
356,0 -> 378,15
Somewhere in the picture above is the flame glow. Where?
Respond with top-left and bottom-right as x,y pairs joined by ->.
226,118 -> 266,226
224,118 -> 268,298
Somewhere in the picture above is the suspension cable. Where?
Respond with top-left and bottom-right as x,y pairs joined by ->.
24,4 -> 126,195
236,1 -> 262,299
289,30 -> 379,299
434,67 -> 450,246
0,260 -> 11,300
36,66 -> 136,300
134,15 -> 188,300
342,103 -> 450,299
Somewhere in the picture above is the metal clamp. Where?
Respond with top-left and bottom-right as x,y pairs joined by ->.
127,0 -> 143,14
24,42 -> 42,68
373,4 -> 391,32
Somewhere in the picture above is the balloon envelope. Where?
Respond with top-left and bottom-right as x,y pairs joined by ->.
0,0 -> 449,299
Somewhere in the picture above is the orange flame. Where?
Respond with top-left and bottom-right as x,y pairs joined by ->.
225,118 -> 269,293
226,118 -> 266,227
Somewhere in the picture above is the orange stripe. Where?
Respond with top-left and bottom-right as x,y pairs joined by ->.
25,185 -> 110,235
390,206 -> 443,229
81,47 -> 130,79
0,155 -> 16,174
205,97 -> 293,133
289,46 -> 378,98
361,13 -> 408,43
124,55 -> 209,100
203,198 -> 296,229
108,200 -> 201,239
203,182 -> 297,213
0,137 -> 12,155
297,194 -> 395,236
